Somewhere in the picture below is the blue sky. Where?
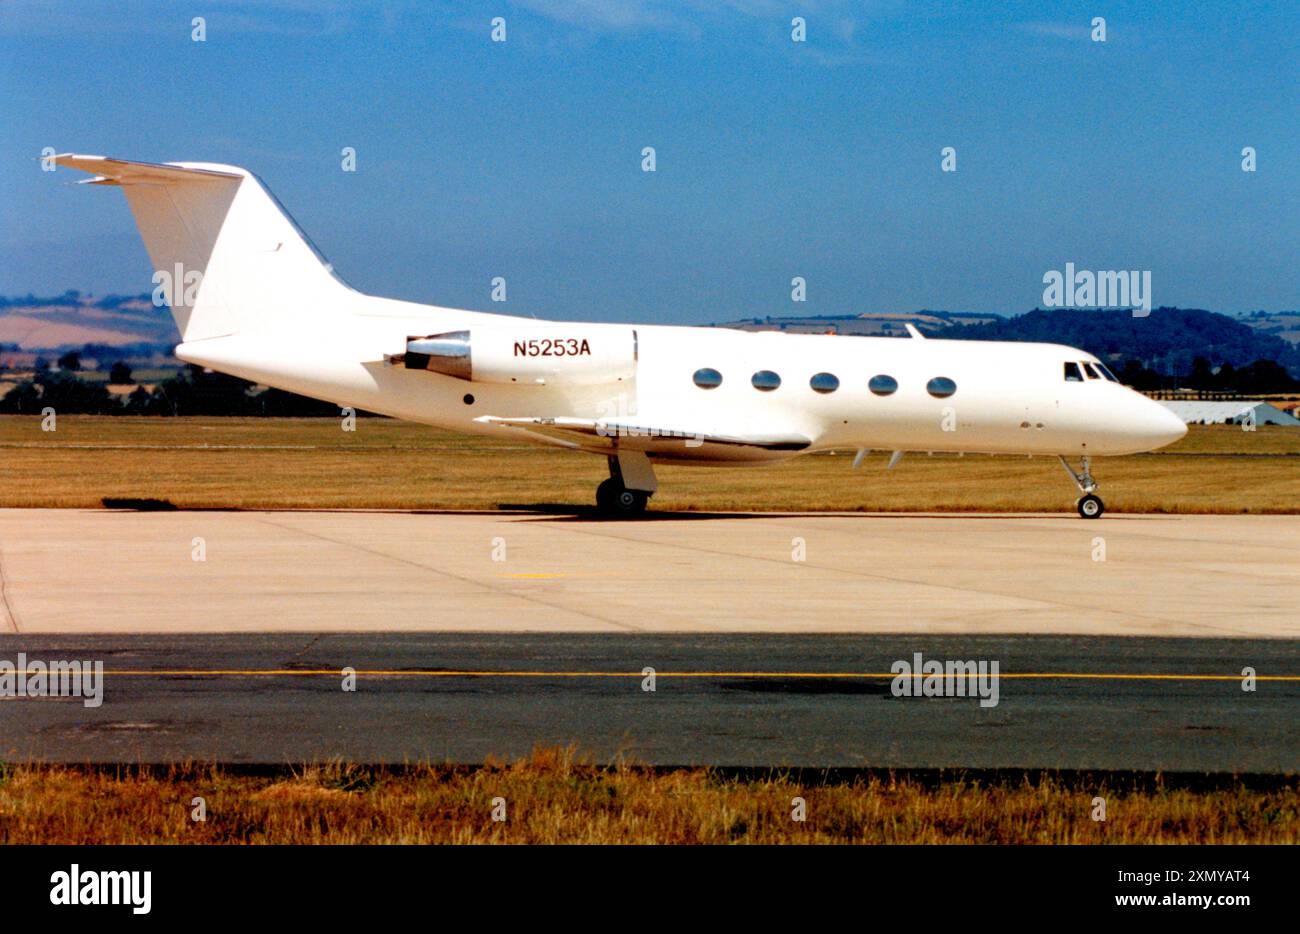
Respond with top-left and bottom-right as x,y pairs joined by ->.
1,0 -> 1296,323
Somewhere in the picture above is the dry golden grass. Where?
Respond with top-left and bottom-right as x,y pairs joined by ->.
0,415 -> 1297,513
0,749 -> 1295,844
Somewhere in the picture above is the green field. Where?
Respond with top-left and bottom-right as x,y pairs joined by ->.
2,750 -> 1295,844
1,415 -> 1296,513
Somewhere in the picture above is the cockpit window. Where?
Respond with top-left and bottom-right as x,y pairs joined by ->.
1095,362 -> 1119,382
1082,362 -> 1100,379
1064,362 -> 1083,382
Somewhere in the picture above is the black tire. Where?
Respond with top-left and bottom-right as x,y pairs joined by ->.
596,478 -> 648,516
1077,494 -> 1104,519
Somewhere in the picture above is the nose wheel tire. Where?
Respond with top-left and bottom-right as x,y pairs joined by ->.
1060,455 -> 1105,519
1077,494 -> 1104,519
596,478 -> 648,516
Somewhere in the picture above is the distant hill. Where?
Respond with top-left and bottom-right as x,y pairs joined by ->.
952,307 -> 1300,377
1240,309 -> 1300,346
712,309 -> 1000,337
0,291 -> 177,354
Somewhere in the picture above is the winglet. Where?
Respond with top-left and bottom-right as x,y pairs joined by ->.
904,323 -> 926,339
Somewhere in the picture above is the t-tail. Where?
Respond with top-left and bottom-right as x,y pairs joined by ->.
52,154 -> 352,343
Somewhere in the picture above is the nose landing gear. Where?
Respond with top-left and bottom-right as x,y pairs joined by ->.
1059,454 -> 1105,519
1077,493 -> 1104,519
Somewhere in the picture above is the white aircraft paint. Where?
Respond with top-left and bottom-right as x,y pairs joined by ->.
52,154 -> 1187,516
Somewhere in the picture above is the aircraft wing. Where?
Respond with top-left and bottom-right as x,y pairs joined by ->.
475,416 -> 810,458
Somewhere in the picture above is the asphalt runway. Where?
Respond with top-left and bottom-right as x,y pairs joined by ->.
1,633 -> 1297,770
2,509 -> 1295,768
1,509 -> 1297,637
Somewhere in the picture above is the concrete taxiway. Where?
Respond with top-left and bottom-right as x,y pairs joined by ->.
1,633 -> 1296,770
0,509 -> 1296,637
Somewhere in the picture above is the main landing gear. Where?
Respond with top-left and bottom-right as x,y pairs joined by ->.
596,477 -> 648,515
595,452 -> 656,517
1059,454 -> 1104,519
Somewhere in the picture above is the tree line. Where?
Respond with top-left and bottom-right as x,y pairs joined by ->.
0,363 -> 347,416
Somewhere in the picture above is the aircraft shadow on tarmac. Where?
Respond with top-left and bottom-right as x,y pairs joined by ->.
98,496 -> 1151,522
494,504 -> 1149,522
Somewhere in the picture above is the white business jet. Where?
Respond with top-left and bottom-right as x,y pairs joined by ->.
52,154 -> 1187,518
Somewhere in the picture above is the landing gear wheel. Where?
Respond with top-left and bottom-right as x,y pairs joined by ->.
596,478 -> 648,516
1077,494 -> 1104,519
1060,455 -> 1104,520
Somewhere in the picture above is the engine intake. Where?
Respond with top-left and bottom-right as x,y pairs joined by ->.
404,331 -> 470,380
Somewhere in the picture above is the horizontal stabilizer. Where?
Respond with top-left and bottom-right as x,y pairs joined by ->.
52,153 -> 243,186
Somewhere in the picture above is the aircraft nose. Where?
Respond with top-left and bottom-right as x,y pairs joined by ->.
1143,399 -> 1188,449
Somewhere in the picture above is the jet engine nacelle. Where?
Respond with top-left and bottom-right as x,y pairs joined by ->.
403,325 -> 636,385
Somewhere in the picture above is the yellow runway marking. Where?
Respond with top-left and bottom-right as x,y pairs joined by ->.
35,669 -> 1300,682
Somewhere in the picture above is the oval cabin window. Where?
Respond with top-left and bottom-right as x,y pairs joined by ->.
868,374 -> 898,396
926,376 -> 957,398
809,372 -> 840,394
693,368 -> 723,389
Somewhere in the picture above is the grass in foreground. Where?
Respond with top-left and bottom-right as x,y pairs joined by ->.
1,749 -> 1297,844
1,416 -> 1297,514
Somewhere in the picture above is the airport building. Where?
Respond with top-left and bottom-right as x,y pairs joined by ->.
1157,400 -> 1300,426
